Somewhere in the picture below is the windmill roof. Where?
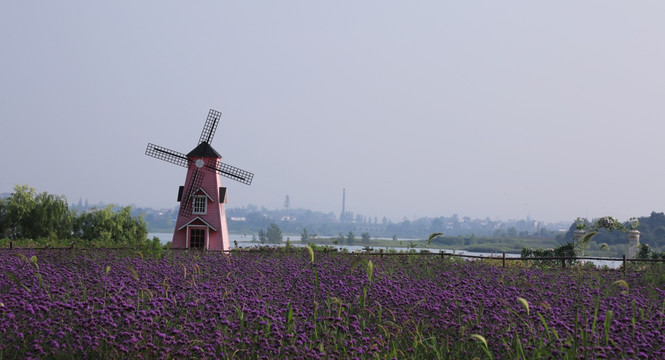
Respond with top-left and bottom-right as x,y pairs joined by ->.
177,216 -> 218,232
187,142 -> 221,158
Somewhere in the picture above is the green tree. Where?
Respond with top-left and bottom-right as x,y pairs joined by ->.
0,185 -> 73,240
73,205 -> 147,245
361,232 -> 371,243
507,226 -> 518,238
0,199 -> 7,238
300,227 -> 309,243
266,223 -> 283,243
258,229 -> 267,243
0,185 -> 151,246
2,185 -> 37,239
346,231 -> 355,244
493,228 -> 507,238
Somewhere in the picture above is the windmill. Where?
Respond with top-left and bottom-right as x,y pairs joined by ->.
145,109 -> 253,250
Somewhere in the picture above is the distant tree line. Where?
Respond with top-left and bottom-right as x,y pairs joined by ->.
0,185 -> 152,248
225,205 -> 568,241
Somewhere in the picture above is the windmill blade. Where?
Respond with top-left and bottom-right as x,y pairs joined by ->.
199,109 -> 221,145
179,169 -> 205,217
145,143 -> 190,168
205,160 -> 254,185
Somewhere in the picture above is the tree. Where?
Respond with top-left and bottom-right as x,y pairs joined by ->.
300,228 -> 317,243
361,232 -> 371,243
493,228 -> 507,238
32,191 -> 73,239
72,205 -> 147,245
266,223 -> 283,243
507,226 -> 518,238
1,185 -> 72,240
2,185 -> 37,239
258,229 -> 267,243
430,217 -> 444,234
0,185 -> 150,245
346,231 -> 355,244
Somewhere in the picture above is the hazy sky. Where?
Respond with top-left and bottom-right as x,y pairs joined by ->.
2,1 -> 665,223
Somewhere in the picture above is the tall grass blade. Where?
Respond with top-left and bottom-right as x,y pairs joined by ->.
603,310 -> 613,345
306,245 -> 314,263
127,266 -> 139,281
428,232 -> 443,245
517,297 -> 529,316
470,334 -> 493,360
613,279 -> 629,294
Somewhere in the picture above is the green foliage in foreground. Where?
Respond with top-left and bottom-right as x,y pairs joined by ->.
0,184 -> 152,250
521,243 -> 576,267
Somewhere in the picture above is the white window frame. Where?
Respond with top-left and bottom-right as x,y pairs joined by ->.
192,195 -> 207,215
187,225 -> 208,249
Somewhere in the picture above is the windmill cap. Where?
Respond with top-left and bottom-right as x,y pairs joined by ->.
187,142 -> 221,158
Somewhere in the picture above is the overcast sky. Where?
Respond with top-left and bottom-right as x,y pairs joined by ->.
2,1 -> 665,223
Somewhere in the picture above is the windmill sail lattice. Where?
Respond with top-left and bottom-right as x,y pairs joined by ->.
145,144 -> 190,168
145,143 -> 253,185
145,108 -> 253,250
199,109 -> 221,145
179,169 -> 205,217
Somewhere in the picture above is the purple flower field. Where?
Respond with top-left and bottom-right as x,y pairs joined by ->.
1,248 -> 664,359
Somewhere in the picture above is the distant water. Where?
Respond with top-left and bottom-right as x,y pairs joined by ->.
148,232 -> 621,268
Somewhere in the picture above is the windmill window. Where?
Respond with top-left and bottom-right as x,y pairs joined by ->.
192,195 -> 207,214
190,228 -> 205,248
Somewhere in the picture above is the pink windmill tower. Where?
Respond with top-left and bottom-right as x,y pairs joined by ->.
145,109 -> 253,250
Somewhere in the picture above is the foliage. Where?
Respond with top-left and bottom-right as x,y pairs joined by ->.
0,185 -> 149,247
636,243 -> 665,260
521,243 -> 576,267
300,227 -> 310,243
576,216 -> 636,233
564,213 -> 665,251
637,243 -> 652,260
257,229 -> 267,243
345,231 -> 355,244
428,232 -> 443,246
574,231 -> 597,256
265,223 -> 283,244
0,185 -> 73,240
73,205 -> 148,246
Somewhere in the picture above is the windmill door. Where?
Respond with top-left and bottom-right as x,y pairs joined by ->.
189,227 -> 206,249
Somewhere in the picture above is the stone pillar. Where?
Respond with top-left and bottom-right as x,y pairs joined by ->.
573,230 -> 586,244
573,230 -> 586,256
627,230 -> 640,259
